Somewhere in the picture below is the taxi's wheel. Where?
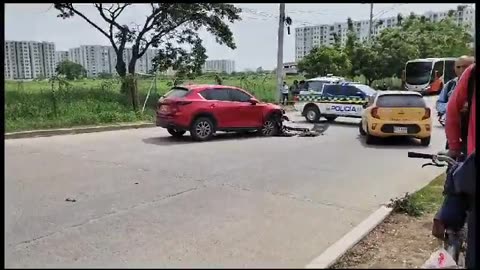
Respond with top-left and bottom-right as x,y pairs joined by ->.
304,105 -> 320,123
359,121 -> 367,136
420,136 -> 431,146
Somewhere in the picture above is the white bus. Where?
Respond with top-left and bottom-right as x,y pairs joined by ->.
402,58 -> 456,95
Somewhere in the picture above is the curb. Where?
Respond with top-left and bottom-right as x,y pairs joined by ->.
5,122 -> 156,139
305,206 -> 393,269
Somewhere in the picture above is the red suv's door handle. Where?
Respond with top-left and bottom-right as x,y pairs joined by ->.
210,104 -> 216,108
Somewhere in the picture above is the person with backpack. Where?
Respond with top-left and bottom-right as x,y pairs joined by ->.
445,63 -> 476,268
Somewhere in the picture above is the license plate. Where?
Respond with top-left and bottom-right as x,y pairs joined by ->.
160,105 -> 169,113
393,126 -> 408,134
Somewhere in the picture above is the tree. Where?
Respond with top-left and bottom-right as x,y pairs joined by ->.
398,16 -> 471,58
359,15 -> 472,80
297,46 -> 351,78
351,42 -> 384,86
55,60 -> 87,80
54,3 -> 241,111
345,17 -> 359,78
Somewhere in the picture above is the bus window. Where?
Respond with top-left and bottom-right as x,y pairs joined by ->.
432,61 -> 444,81
444,60 -> 456,82
405,61 -> 432,85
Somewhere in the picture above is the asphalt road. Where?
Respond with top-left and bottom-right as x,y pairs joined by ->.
5,96 -> 446,268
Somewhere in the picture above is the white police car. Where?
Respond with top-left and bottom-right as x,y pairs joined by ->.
294,82 -> 377,123
298,75 -> 347,95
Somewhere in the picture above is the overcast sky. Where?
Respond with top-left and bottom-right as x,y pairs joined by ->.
5,3 -> 472,71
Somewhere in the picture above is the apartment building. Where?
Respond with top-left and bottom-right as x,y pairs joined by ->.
65,46 -> 159,76
4,41 -> 19,80
295,6 -> 475,61
68,47 -> 82,64
4,40 -> 56,80
55,51 -> 69,66
202,59 -> 235,74
41,42 -> 56,78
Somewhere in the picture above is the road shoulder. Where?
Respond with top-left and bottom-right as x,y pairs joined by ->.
5,122 -> 155,139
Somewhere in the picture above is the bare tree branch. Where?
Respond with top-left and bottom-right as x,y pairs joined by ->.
66,5 -> 110,39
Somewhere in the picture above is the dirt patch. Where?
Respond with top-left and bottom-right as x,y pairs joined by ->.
332,212 -> 443,269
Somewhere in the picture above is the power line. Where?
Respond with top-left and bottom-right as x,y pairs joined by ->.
373,4 -> 404,19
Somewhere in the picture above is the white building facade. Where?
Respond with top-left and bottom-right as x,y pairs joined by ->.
66,46 -> 159,77
55,51 -> 69,66
4,40 -> 56,80
202,59 -> 235,74
295,6 -> 475,62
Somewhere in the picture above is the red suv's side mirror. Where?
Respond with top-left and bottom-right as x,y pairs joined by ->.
249,98 -> 259,105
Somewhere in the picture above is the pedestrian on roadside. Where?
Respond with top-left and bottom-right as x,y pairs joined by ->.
281,81 -> 289,105
298,80 -> 306,91
290,80 -> 299,96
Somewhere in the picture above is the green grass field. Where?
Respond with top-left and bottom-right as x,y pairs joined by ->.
5,74 -> 401,132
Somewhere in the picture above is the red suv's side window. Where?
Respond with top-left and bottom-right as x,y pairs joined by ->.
228,89 -> 251,102
200,89 -> 230,101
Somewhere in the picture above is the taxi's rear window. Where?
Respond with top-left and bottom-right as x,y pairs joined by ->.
377,95 -> 426,107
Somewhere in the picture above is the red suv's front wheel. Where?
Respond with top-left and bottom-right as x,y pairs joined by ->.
259,116 -> 279,136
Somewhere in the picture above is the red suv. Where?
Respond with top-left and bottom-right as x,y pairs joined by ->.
156,84 -> 286,141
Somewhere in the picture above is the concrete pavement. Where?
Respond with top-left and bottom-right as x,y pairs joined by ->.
5,97 -> 445,268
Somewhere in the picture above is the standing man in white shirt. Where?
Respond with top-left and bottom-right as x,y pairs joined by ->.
281,81 -> 289,105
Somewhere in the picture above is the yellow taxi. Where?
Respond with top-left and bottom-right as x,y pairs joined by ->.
359,91 -> 432,146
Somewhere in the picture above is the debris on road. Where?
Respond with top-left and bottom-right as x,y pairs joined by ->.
278,120 -> 330,137
65,198 -> 77,203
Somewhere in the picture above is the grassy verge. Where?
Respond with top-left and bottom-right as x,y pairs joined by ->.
5,75 -> 303,132
388,173 -> 445,217
333,173 -> 446,268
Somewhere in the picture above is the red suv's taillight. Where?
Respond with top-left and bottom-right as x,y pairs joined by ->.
171,101 -> 192,114
371,107 -> 380,119
158,100 -> 192,115
422,108 -> 431,120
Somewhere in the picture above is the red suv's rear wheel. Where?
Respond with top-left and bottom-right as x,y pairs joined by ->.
190,117 -> 215,141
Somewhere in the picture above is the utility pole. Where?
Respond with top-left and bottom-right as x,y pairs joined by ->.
276,3 -> 285,103
368,3 -> 374,41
